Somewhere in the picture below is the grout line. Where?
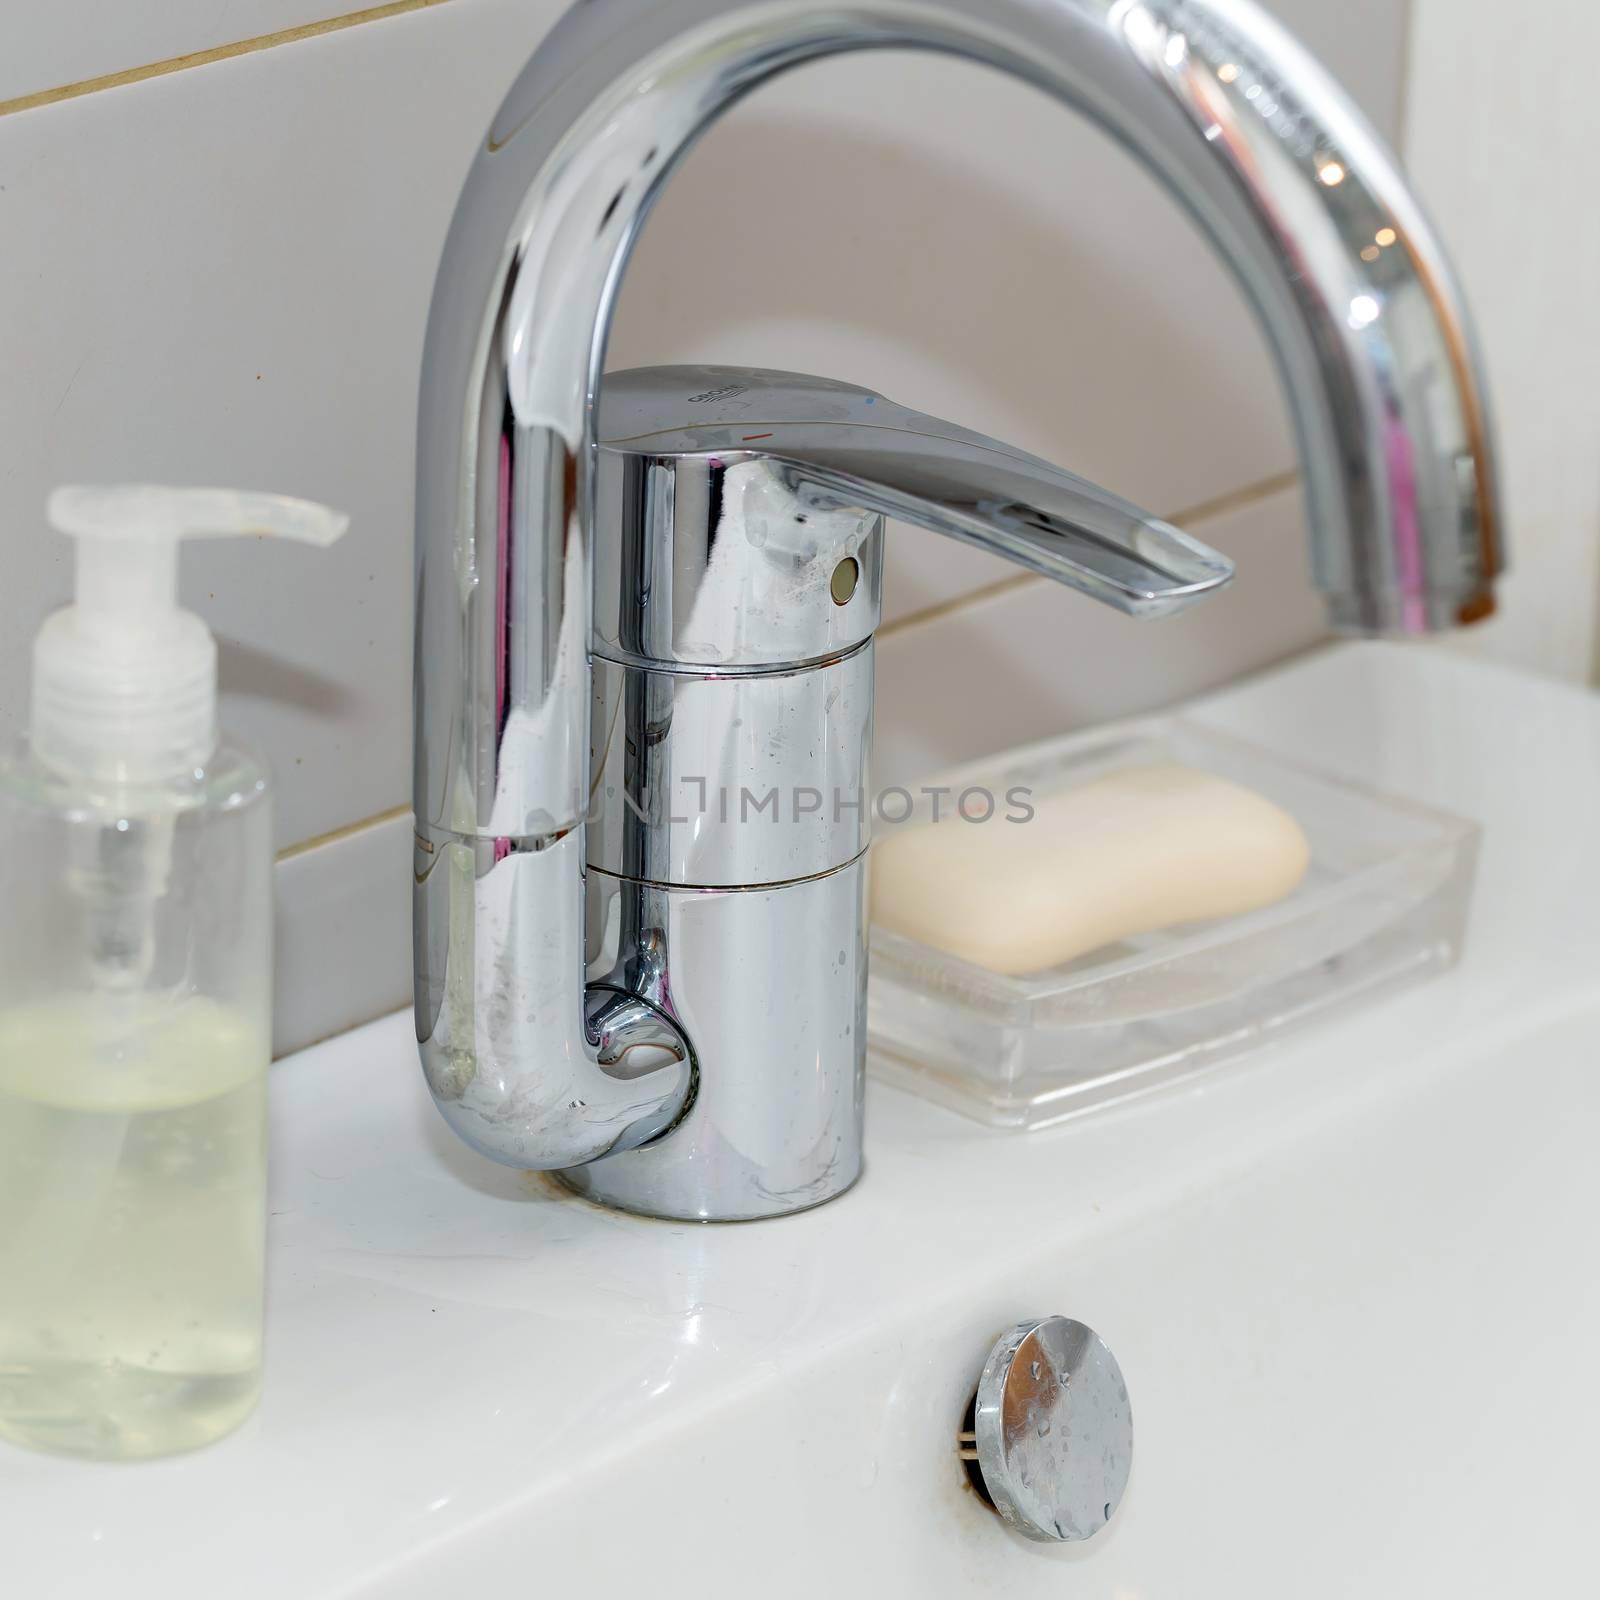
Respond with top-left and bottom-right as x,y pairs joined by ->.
276,801 -> 410,863
877,568 -> 1037,641
1153,467 -> 1299,533
0,0 -> 454,120
1394,0 -> 1419,157
878,469 -> 1301,641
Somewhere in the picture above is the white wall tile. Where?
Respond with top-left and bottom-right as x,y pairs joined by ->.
873,483 -> 1326,787
1404,0 -> 1600,684
1,0 -> 1405,874
0,0 -> 569,849
274,811 -> 410,1056
2,2 -> 417,105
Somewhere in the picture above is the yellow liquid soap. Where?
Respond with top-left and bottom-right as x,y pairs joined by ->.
0,996 -> 268,1459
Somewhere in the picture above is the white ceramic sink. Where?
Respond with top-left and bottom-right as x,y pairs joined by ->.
9,642 -> 1598,1596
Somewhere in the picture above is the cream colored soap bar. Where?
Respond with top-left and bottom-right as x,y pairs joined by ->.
870,763 -> 1310,976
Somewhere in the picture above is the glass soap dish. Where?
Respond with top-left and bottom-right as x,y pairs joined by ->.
866,717 -> 1479,1129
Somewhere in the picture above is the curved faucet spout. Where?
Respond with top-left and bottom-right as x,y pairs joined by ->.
413,0 -> 1502,1178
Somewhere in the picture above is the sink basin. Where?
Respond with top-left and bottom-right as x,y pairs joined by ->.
9,642 -> 1598,1596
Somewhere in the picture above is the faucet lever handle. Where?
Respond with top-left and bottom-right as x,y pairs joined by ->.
597,366 -> 1234,618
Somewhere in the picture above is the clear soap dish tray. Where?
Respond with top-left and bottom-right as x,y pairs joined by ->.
865,716 -> 1479,1130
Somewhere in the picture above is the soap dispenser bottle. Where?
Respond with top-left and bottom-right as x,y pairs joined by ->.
0,486 -> 346,1459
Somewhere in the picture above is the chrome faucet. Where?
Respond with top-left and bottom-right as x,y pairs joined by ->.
413,0 -> 1502,1220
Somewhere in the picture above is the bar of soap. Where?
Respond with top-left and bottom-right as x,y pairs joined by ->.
870,763 -> 1310,976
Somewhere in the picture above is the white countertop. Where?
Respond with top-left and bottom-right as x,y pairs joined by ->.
9,642 -> 1599,1597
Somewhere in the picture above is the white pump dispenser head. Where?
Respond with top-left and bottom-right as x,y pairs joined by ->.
32,486 -> 348,783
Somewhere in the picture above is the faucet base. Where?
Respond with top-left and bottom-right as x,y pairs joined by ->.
552,1160 -> 864,1223
575,860 -> 868,1220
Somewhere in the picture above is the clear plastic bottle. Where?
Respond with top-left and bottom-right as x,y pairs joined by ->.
0,486 -> 345,1459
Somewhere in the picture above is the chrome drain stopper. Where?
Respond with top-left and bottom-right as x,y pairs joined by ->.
960,1315 -> 1133,1542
